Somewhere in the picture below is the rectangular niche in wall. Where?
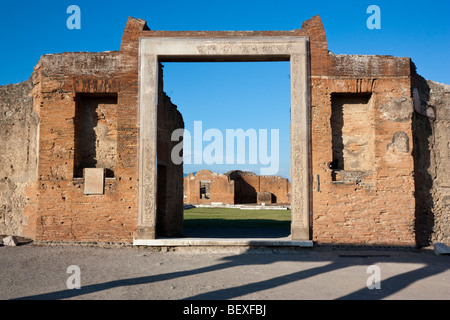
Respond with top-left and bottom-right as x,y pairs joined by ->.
200,180 -> 211,200
73,94 -> 118,178
330,93 -> 374,179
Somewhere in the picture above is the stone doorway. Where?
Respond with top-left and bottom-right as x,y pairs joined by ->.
136,36 -> 311,243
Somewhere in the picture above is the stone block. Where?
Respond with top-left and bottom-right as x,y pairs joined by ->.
84,168 -> 105,195
211,202 -> 223,206
3,236 -> 19,246
257,191 -> 273,205
434,242 -> 450,255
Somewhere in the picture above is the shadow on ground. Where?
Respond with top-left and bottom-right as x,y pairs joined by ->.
13,245 -> 449,300
183,226 -> 291,238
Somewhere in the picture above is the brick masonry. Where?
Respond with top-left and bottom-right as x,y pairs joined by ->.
184,170 -> 235,205
0,15 -> 447,246
184,170 -> 291,205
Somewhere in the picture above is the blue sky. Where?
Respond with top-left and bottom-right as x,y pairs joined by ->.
1,0 -> 449,178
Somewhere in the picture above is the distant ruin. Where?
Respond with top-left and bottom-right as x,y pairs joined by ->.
184,170 -> 291,206
0,15 -> 448,247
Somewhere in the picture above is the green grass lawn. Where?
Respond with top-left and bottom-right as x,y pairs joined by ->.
184,207 -> 291,229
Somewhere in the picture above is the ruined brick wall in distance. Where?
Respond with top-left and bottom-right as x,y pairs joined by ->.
258,175 -> 291,204
225,171 -> 291,205
184,170 -> 235,205
183,170 -> 291,206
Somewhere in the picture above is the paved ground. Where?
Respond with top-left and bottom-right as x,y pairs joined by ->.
1,242 -> 449,301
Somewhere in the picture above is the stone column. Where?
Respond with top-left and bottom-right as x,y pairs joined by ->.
290,50 -> 311,240
137,52 -> 158,239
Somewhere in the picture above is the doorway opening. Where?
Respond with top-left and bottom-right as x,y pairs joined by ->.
136,36 -> 311,243
162,61 -> 291,239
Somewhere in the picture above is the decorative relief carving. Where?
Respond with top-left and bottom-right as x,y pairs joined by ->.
289,53 -> 309,232
290,143 -> 305,228
139,54 -> 158,228
142,184 -> 155,225
196,42 -> 298,56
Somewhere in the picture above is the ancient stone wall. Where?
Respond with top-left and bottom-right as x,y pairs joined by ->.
0,79 -> 38,236
1,15 -> 446,246
413,73 -> 450,246
225,171 -> 291,205
226,171 -> 259,204
156,65 -> 184,237
184,170 -> 235,205
310,52 -> 416,246
20,51 -> 138,242
184,170 -> 291,206
259,175 -> 291,204
73,94 -> 118,178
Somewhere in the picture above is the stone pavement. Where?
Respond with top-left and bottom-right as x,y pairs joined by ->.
1,242 -> 449,302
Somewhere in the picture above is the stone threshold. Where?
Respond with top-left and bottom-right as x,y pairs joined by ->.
133,238 -> 313,247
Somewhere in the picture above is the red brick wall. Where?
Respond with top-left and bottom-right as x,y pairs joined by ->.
23,15 -> 417,246
184,170 -> 291,206
259,176 -> 291,204
23,18 -> 150,242
156,65 -> 184,236
22,51 -> 138,242
226,171 -> 291,205
310,56 -> 416,245
184,170 -> 235,205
